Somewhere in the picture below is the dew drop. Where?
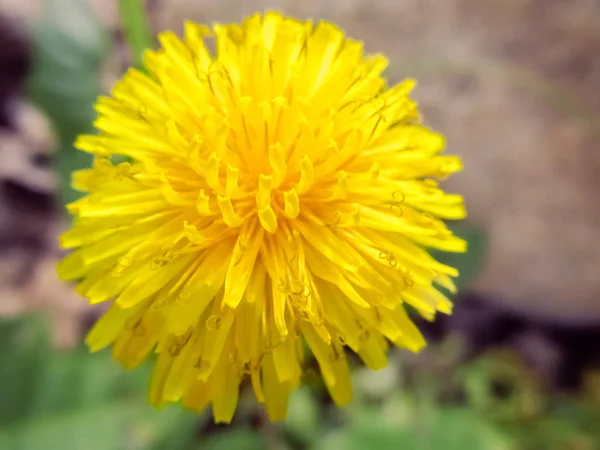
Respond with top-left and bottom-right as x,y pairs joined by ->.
374,309 -> 382,324
149,249 -> 175,270
391,190 -> 405,202
112,256 -> 134,277
205,315 -> 221,331
176,290 -> 191,308
290,282 -> 310,309
239,363 -> 252,377
277,279 -> 289,294
399,267 -> 412,277
175,331 -> 192,347
291,294 -> 308,310
389,203 -> 403,217
358,326 -> 370,342
194,356 -> 211,373
329,346 -> 343,362
132,323 -> 146,337
169,344 -> 182,357
332,211 -> 342,224
149,259 -> 165,270
375,294 -> 387,306
351,208 -> 361,225
118,256 -> 133,267
137,105 -> 148,119
378,250 -> 390,259
337,334 -> 346,345
150,297 -> 166,311
125,316 -> 141,329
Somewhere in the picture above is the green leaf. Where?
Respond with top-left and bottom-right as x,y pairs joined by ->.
0,317 -> 51,425
511,401 -> 600,449
349,426 -> 417,450
427,407 -> 512,450
145,406 -> 205,450
432,223 -> 487,289
199,427 -> 267,450
317,390 -> 512,450
283,387 -> 320,445
459,352 -> 544,424
0,316 -> 200,450
27,0 -> 109,206
0,401 -> 138,450
316,405 -> 417,450
119,0 -> 154,70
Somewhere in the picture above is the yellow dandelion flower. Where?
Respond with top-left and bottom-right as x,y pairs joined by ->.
57,11 -> 466,423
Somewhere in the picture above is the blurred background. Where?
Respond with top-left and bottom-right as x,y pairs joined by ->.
0,0 -> 599,449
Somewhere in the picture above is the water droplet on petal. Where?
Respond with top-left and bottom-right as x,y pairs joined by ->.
150,248 -> 175,269
378,250 -> 390,259
118,256 -> 133,267
176,290 -> 190,307
291,294 -> 308,310
357,323 -> 370,342
132,323 -> 146,337
390,203 -> 403,217
206,315 -> 221,331
392,190 -> 405,202
194,356 -> 210,373
151,297 -> 166,311
329,346 -> 343,362
277,279 -> 289,294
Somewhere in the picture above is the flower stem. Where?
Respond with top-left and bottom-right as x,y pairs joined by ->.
119,0 -> 153,71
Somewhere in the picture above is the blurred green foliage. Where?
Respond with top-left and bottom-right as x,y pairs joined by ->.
0,316 -> 199,450
27,0 -> 108,206
0,315 -> 597,450
12,1 -> 598,449
119,0 -> 154,71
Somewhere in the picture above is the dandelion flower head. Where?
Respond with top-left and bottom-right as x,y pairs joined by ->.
57,11 -> 466,423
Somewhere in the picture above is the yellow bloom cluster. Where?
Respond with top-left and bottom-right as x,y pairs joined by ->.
58,12 -> 466,422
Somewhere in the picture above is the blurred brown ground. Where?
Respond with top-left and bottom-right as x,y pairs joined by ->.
0,0 -> 599,345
